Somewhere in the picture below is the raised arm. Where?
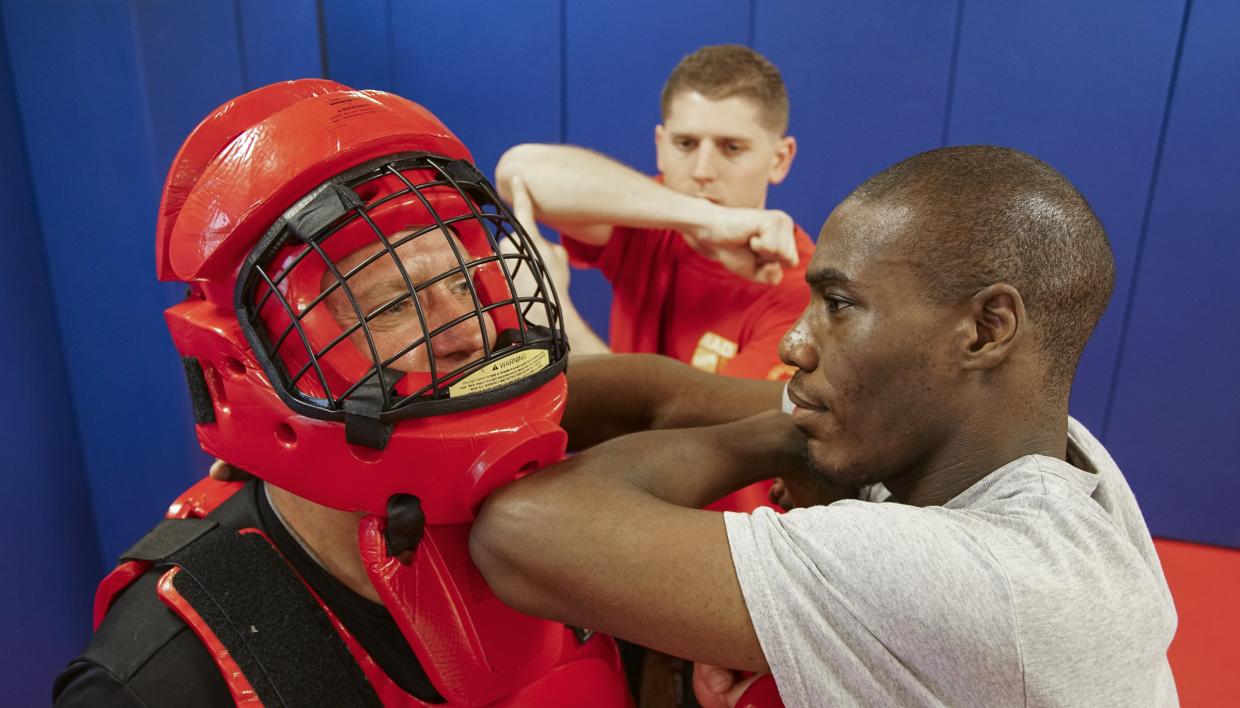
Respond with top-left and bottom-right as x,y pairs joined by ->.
495,144 -> 797,283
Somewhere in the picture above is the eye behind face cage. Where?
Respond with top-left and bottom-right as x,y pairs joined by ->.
235,152 -> 570,448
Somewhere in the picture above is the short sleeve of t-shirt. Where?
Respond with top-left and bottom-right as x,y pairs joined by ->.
562,229 -> 610,269
724,503 -> 1024,707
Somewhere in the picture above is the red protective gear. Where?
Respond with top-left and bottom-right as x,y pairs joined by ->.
158,79 -> 568,519
149,81 -> 629,705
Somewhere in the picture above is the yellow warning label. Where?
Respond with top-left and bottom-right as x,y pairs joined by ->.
450,349 -> 550,397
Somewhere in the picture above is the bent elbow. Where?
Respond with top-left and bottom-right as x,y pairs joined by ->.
494,143 -> 542,197
469,492 -> 545,613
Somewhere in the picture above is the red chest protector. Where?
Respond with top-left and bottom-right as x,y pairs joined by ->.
93,478 -> 631,707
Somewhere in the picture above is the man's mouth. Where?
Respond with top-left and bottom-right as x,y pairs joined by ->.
786,384 -> 827,413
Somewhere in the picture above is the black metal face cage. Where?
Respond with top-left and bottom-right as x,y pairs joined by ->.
235,152 -> 569,449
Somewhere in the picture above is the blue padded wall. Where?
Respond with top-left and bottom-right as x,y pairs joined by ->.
321,0 -> 394,91
564,0 -> 749,174
388,0 -> 562,183
562,1 -> 750,335
945,0 -> 1187,431
754,1 -> 960,232
236,0 -> 323,89
3,12 -> 1239,704
1106,0 -> 1240,548
1,0 -> 321,572
1,0 -> 205,573
0,11 -> 101,703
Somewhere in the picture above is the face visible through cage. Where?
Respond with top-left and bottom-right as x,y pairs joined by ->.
324,226 -> 497,378
241,155 -> 566,422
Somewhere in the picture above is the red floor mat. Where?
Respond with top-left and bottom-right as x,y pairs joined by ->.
1154,538 -> 1240,707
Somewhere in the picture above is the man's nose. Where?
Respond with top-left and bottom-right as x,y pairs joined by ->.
778,316 -> 817,372
691,143 -> 718,182
424,296 -> 487,361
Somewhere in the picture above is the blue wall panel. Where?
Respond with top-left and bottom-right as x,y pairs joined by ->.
4,0 -> 215,568
1106,0 -> 1240,548
754,1 -> 959,233
389,0 -> 561,180
382,0 -> 585,329
131,1 -> 247,182
0,9 -> 101,701
322,0 -> 394,91
236,0 -> 323,89
2,14 -> 1238,692
562,0 -> 749,339
945,0 -> 1187,432
565,0 -> 749,174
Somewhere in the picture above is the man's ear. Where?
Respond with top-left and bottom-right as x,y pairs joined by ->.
654,124 -> 667,175
768,135 -> 797,185
958,283 -> 1025,371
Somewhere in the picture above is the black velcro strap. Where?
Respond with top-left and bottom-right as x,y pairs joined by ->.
121,518 -> 218,563
287,183 -> 363,242
159,522 -> 381,707
343,368 -> 402,450
182,357 -> 216,424
442,158 -> 483,186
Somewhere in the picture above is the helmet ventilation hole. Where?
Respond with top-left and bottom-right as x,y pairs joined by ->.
223,357 -> 246,377
275,423 -> 298,447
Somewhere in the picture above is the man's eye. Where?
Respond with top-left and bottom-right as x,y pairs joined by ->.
824,295 -> 852,314
724,142 -> 745,154
676,138 -> 697,150
450,277 -> 472,296
375,297 -> 413,319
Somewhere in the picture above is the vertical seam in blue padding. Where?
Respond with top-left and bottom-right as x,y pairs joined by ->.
0,6 -> 104,573
939,0 -> 966,147
558,0 -> 567,143
233,0 -> 250,90
1101,0 -> 1194,440
125,2 -> 161,196
315,0 -> 331,79
385,0 -> 395,89
746,0 -> 757,48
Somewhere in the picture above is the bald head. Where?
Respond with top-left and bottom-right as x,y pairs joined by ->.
846,145 -> 1115,387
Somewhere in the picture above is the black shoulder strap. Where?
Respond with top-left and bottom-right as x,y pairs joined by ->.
121,518 -> 382,708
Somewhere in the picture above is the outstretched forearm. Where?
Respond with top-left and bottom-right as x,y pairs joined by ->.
562,354 -> 783,450
497,144 -> 797,282
496,144 -> 717,242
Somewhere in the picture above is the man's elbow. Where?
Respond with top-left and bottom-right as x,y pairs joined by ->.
469,490 -> 549,615
495,143 -> 545,197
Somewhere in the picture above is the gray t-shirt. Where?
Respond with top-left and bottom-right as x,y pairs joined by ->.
724,418 -> 1177,707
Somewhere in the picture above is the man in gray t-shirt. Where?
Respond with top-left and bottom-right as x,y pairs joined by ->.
471,146 -> 1178,708
727,417 -> 1177,706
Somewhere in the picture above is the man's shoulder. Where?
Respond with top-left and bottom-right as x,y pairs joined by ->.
54,484 -> 263,707
54,571 -> 232,707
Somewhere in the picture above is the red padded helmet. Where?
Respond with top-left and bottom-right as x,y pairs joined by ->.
157,80 -> 569,523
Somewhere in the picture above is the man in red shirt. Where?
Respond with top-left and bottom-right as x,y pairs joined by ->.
496,45 -> 810,704
496,45 -> 812,383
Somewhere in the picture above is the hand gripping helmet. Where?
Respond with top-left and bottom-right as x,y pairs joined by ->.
157,79 -> 569,523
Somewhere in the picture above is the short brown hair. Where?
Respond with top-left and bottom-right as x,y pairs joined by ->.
660,45 -> 789,134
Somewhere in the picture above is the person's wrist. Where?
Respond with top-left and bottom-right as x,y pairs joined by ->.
715,411 -> 806,485
678,196 -> 728,244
